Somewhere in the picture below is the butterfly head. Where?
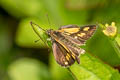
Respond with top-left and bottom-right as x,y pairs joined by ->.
46,29 -> 54,36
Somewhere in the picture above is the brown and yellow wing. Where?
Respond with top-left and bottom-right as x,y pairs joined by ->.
52,41 -> 76,67
58,25 -> 97,44
50,25 -> 97,67
72,25 -> 97,42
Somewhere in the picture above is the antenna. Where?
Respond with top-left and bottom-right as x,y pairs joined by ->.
46,14 -> 51,29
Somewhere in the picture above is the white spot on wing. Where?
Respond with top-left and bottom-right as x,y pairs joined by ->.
65,62 -> 68,65
74,36 -> 77,39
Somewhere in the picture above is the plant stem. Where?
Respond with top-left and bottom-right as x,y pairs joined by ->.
113,40 -> 120,58
67,68 -> 78,80
109,39 -> 120,58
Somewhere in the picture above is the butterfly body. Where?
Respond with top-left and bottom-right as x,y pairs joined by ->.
46,25 -> 97,67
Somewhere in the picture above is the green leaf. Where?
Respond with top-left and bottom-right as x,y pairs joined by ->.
8,58 -> 51,80
42,0 -> 88,25
70,53 -> 120,80
50,52 -> 120,80
0,0 -> 44,18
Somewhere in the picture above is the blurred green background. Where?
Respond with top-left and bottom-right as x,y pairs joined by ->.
0,0 -> 120,80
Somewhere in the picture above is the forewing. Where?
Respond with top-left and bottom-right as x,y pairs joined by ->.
73,25 -> 97,41
52,41 -> 75,67
59,25 -> 97,45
